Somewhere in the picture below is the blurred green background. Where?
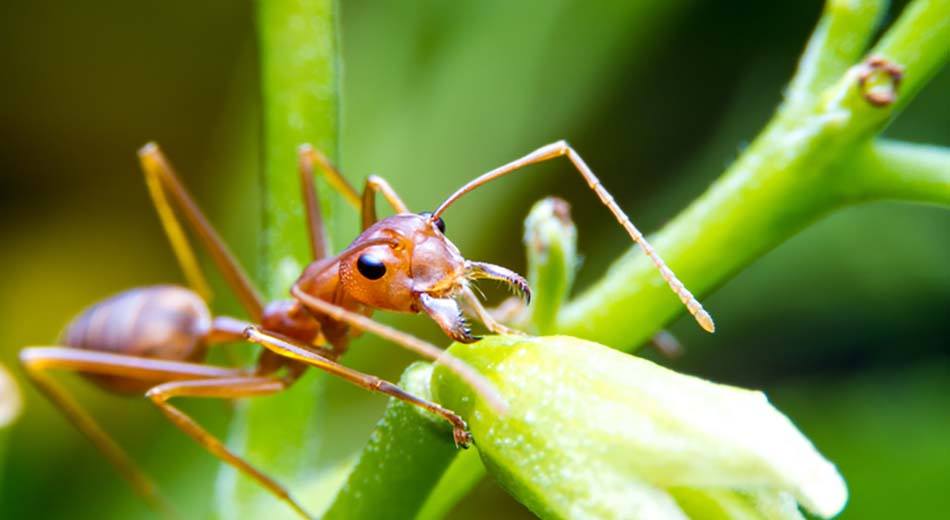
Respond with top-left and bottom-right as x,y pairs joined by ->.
1,1 -> 947,518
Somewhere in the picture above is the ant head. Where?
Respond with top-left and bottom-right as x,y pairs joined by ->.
336,213 -> 529,343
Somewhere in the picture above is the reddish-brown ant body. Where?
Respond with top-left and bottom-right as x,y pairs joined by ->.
20,140 -> 713,518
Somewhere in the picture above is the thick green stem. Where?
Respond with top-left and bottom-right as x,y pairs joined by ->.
557,0 -> 950,350
219,1 -> 341,518
257,0 -> 342,288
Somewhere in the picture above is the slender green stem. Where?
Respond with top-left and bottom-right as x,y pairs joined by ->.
219,1 -> 341,518
557,0 -> 950,350
783,0 -> 887,115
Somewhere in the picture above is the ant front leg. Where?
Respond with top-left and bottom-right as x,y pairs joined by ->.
360,175 -> 409,230
297,146 -> 409,246
297,144 -> 409,231
243,326 -> 473,447
298,145 -> 362,210
289,284 -> 507,415
298,144 -> 369,261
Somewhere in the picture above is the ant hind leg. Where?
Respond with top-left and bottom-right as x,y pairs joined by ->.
18,347 -> 245,519
137,143 -> 264,321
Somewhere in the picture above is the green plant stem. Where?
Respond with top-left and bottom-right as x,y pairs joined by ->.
257,0 -> 342,287
219,0 -> 341,518
323,363 -> 458,519
557,0 -> 950,350
838,139 -> 950,206
416,449 -> 488,520
783,0 -> 887,115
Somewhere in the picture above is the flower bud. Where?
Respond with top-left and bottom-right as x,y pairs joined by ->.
432,336 -> 847,519
523,197 -> 578,334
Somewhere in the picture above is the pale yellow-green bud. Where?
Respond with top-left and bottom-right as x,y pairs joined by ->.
432,336 -> 847,519
524,197 -> 578,335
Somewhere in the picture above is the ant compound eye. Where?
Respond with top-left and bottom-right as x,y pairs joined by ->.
356,253 -> 387,280
420,211 -> 446,233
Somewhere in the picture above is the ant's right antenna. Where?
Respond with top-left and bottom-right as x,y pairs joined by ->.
431,141 -> 715,333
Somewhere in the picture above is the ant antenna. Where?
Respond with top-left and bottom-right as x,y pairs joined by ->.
429,141 -> 715,333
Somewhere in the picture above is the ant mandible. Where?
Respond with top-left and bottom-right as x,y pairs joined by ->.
20,140 -> 714,518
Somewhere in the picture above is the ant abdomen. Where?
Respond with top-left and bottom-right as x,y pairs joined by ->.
62,285 -> 212,392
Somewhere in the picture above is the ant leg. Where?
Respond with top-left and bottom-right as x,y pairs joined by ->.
431,141 -> 715,333
298,144 -> 370,260
139,146 -> 212,303
289,284 -> 507,415
145,377 -> 311,520
243,327 -> 473,447
298,145 -> 361,210
360,175 -> 410,230
458,286 -> 525,336
297,146 -> 411,252
297,145 -> 407,231
19,347 -> 244,518
297,145 -> 330,261
138,143 -> 264,321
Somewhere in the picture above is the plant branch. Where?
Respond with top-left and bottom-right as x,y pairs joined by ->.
837,139 -> 950,207
556,0 -> 950,350
783,0 -> 887,115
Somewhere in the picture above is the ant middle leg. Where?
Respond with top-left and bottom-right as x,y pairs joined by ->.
145,376 -> 311,519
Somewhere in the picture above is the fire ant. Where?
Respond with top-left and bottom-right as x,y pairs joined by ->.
19,140 -> 713,518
